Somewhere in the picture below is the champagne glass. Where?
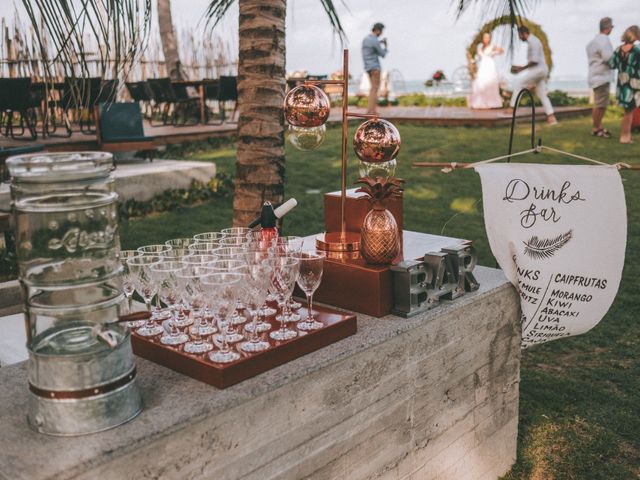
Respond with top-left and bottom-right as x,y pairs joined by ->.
181,253 -> 218,268
206,259 -> 249,327
150,260 -> 189,345
188,242 -> 220,255
177,267 -> 214,354
165,238 -> 193,249
215,246 -> 246,261
203,272 -> 243,363
127,255 -> 164,336
246,231 -> 275,250
220,236 -> 250,248
162,247 -> 191,261
296,251 -> 325,331
275,236 -> 304,318
137,244 -> 172,255
239,260 -> 274,353
221,227 -> 251,237
138,244 -> 173,319
193,232 -> 226,244
119,250 -> 145,328
270,256 -> 300,341
244,248 -> 276,326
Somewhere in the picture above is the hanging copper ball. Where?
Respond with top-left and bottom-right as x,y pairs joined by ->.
353,118 -> 401,164
284,85 -> 330,128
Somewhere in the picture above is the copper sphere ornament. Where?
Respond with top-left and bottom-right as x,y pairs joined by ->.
284,85 -> 330,127
353,119 -> 401,164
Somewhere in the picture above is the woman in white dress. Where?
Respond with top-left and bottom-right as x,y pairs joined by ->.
468,32 -> 505,109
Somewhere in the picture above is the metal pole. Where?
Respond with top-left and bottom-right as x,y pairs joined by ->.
340,49 -> 349,240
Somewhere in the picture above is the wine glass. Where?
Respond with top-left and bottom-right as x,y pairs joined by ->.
150,260 -> 189,345
165,238 -> 193,249
215,246 -> 247,261
193,232 -> 226,245
221,227 -> 251,237
137,244 -> 172,255
270,256 -> 300,341
202,272 -> 243,363
126,255 -> 164,336
176,267 -> 214,354
244,247 -> 276,327
188,242 -> 220,255
220,236 -> 250,248
239,260 -> 274,353
206,259 -> 249,327
119,250 -> 145,328
296,251 -> 325,331
181,253 -> 218,268
162,247 -> 191,261
275,236 -> 304,318
246,231 -> 275,250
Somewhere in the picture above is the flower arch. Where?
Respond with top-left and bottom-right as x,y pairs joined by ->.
466,16 -> 553,80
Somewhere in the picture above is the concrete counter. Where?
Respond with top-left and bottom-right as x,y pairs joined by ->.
0,266 -> 520,480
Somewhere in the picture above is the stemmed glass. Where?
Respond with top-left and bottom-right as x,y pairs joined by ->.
119,250 -> 145,327
244,247 -> 276,330
150,260 -> 189,345
181,253 -> 218,268
188,242 -> 220,255
220,236 -> 250,248
165,238 -> 193,249
176,267 -> 214,354
137,244 -> 173,320
275,236 -> 304,319
246,231 -> 275,250
239,260 -> 274,353
162,247 -> 191,261
137,244 -> 172,256
296,251 -> 326,331
221,227 -> 251,237
270,256 -> 300,341
193,232 -> 226,245
126,255 -> 164,336
202,272 -> 243,363
215,246 -> 247,261
206,259 -> 249,329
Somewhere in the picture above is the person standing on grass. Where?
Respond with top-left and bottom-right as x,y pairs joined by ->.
608,25 -> 640,144
509,25 -> 558,125
586,17 -> 615,138
362,22 -> 388,115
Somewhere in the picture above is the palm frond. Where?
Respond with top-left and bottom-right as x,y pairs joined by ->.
523,230 -> 572,260
21,0 -> 152,108
204,0 -> 347,44
203,0 -> 236,30
455,0 -> 535,25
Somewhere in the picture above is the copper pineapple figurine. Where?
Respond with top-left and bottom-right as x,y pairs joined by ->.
355,176 -> 405,265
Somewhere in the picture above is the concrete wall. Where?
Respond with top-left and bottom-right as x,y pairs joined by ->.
0,267 -> 520,480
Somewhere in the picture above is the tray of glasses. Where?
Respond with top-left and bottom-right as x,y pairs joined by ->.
130,303 -> 357,388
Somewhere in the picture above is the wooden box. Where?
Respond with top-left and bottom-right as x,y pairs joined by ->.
323,188 -> 403,233
304,231 -> 468,317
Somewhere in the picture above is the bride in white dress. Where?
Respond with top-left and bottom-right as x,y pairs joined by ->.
468,32 -> 505,109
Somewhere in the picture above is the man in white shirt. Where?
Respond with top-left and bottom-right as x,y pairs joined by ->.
586,17 -> 614,137
509,25 -> 558,125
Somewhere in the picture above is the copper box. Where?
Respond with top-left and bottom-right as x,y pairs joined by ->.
324,188 -> 403,233
304,231 -> 469,318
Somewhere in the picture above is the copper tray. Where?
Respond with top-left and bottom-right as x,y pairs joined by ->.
131,304 -> 357,389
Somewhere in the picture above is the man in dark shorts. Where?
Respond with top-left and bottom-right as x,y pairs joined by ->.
586,17 -> 614,137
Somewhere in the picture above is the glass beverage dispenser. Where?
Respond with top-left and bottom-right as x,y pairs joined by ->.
7,152 -> 142,435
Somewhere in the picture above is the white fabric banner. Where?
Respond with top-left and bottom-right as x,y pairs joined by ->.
475,164 -> 626,348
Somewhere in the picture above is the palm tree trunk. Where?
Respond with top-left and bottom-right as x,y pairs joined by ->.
157,0 -> 183,80
233,0 -> 286,226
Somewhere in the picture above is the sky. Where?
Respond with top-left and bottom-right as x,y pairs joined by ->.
3,0 -> 637,82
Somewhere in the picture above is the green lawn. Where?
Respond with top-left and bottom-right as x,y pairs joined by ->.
113,115 -> 639,478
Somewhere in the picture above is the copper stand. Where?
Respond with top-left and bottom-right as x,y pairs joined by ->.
304,49 -> 378,253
